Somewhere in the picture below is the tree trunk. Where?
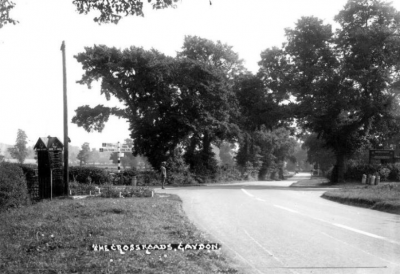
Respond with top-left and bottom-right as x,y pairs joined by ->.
202,132 -> 211,156
335,152 -> 346,183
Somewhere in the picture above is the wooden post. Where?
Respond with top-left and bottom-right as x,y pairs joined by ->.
118,142 -> 122,184
50,169 -> 53,200
61,41 -> 69,196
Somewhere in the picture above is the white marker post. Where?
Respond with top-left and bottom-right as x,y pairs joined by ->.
118,141 -> 121,184
100,142 -> 133,184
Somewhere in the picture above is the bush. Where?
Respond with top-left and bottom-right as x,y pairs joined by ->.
388,163 -> 400,181
137,171 -> 160,185
165,152 -> 196,185
109,168 -> 137,185
69,181 -> 97,195
100,185 -> 121,198
0,162 -> 30,211
122,186 -> 153,197
379,167 -> 391,181
216,165 -> 242,182
6,163 -> 38,190
344,163 -> 379,181
69,166 -> 109,184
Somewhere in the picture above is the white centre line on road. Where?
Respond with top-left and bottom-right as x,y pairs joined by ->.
332,223 -> 385,240
243,229 -> 298,274
241,189 -> 254,197
273,205 -> 299,213
240,189 -> 400,246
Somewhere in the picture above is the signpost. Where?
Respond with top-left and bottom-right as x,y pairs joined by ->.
100,142 -> 133,175
369,150 -> 395,164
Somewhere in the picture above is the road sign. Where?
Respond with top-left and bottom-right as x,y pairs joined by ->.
121,144 -> 132,149
100,148 -> 117,152
119,153 -> 125,157
369,149 -> 395,163
102,143 -> 117,148
120,148 -> 131,152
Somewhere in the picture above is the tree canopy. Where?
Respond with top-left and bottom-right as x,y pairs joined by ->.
8,129 -> 28,164
258,0 -> 400,182
73,36 -> 242,175
77,142 -> 91,166
0,0 -> 211,28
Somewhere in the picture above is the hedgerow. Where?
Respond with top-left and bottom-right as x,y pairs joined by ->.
0,162 -> 30,211
69,166 -> 109,184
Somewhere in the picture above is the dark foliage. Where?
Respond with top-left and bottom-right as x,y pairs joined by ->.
0,162 -> 30,211
69,166 -> 109,184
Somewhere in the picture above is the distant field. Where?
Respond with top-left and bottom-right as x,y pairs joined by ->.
3,159 -> 37,164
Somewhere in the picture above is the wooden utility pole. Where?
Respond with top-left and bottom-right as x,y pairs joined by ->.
61,41 -> 69,196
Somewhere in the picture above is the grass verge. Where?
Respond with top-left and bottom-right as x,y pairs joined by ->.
0,194 -> 240,274
322,183 -> 400,215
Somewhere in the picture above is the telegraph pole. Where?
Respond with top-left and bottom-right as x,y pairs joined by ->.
61,41 -> 69,196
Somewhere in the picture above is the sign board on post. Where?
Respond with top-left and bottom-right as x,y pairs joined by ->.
102,143 -> 117,148
369,150 -> 395,163
99,148 -> 117,152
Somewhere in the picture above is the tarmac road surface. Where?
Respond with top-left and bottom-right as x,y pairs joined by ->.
155,173 -> 400,274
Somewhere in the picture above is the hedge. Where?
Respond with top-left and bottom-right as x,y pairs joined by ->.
109,169 -> 138,185
69,166 -> 110,184
327,162 -> 400,182
0,162 -> 30,211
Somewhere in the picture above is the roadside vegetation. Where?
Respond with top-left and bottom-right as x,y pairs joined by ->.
0,194 -> 241,274
317,162 -> 400,215
322,184 -> 400,215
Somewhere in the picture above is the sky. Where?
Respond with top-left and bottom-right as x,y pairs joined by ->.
1,0 -> 399,150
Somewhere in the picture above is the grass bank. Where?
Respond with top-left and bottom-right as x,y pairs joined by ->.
322,183 -> 400,215
0,194 -> 240,274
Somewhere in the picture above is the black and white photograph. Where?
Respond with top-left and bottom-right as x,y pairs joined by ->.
1,0 -> 400,273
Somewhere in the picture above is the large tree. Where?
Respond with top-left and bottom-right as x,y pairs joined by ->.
258,0 -> 400,182
77,142 -> 91,166
0,0 -> 216,28
233,72 -> 295,179
73,37 -> 242,175
8,129 -> 28,164
177,36 -> 243,175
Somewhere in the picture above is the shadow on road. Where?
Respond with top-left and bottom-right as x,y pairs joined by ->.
165,184 -> 338,192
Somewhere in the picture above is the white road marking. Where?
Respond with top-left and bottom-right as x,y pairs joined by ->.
321,232 -> 400,267
241,189 -> 254,197
241,188 -> 400,246
195,220 -> 264,274
332,223 -> 385,240
243,229 -> 298,274
273,205 -> 299,213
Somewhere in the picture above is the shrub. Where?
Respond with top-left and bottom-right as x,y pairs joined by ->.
137,171 -> 160,185
69,166 -> 109,184
388,163 -> 400,181
165,152 -> 196,184
379,167 -> 391,181
0,162 -> 30,211
344,163 -> 379,181
100,185 -> 121,198
109,168 -> 137,185
216,165 -> 242,182
122,186 -> 153,197
6,163 -> 38,191
69,181 -> 97,195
